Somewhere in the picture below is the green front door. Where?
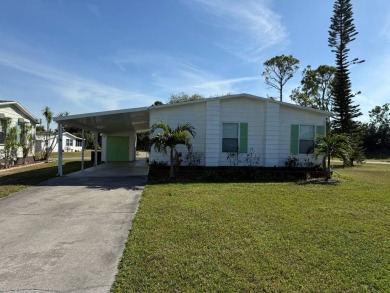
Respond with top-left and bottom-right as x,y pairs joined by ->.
106,136 -> 130,161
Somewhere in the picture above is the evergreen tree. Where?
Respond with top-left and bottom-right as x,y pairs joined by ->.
328,0 -> 363,134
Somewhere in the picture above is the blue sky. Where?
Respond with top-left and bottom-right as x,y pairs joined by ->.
0,0 -> 389,123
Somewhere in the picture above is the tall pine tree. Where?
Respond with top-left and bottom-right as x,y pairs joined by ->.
328,0 -> 363,135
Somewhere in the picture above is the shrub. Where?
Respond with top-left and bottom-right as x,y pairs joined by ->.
185,150 -> 204,167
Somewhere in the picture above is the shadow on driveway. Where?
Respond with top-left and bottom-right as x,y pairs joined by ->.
41,175 -> 147,191
0,161 -> 147,293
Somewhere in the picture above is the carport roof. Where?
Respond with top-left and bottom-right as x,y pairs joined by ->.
53,107 -> 150,134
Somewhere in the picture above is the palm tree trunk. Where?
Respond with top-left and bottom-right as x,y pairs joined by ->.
326,153 -> 331,181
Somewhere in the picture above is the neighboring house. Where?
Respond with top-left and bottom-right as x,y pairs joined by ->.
54,94 -> 332,169
0,100 -> 38,163
148,94 -> 331,167
61,132 -> 83,152
36,132 -> 83,153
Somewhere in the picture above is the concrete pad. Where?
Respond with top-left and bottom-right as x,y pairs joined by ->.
0,161 -> 148,293
68,160 -> 149,178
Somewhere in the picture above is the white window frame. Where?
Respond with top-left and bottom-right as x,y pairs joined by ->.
222,123 -> 239,152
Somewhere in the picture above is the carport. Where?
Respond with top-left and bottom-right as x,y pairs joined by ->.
53,107 -> 150,176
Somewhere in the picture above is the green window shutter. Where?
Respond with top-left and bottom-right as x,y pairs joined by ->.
316,125 -> 325,137
290,124 -> 299,155
239,123 -> 248,153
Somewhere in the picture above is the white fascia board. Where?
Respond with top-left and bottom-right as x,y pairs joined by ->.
148,93 -> 333,117
0,101 -> 39,123
53,106 -> 149,121
63,132 -> 82,140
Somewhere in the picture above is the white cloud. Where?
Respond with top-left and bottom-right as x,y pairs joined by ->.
185,0 -> 288,62
0,50 -> 154,112
110,50 -> 257,98
86,3 -> 100,17
192,76 -> 259,91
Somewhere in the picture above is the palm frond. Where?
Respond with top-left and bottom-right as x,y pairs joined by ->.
174,123 -> 196,138
149,121 -> 172,135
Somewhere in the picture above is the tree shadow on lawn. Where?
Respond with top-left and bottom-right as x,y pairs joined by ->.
296,178 -> 341,185
0,161 -> 82,186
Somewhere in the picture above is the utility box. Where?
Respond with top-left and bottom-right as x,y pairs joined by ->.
91,151 -> 102,163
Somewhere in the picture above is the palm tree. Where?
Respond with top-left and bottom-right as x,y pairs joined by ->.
312,132 -> 351,180
149,121 -> 196,178
42,106 -> 53,160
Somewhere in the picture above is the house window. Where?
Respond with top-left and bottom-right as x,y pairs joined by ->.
66,139 -> 73,147
76,139 -> 82,147
299,125 -> 315,154
222,123 -> 238,152
0,119 -> 7,144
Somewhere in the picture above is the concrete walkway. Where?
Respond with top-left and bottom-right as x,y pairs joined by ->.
0,160 -> 148,293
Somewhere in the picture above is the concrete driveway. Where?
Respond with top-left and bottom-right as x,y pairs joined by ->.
0,161 -> 148,293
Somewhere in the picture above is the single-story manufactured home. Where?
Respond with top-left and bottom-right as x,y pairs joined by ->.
0,100 -> 38,165
54,94 -> 332,175
36,131 -> 83,154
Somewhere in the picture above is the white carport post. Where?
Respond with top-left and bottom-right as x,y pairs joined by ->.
58,123 -> 63,176
81,129 -> 85,170
94,132 -> 98,166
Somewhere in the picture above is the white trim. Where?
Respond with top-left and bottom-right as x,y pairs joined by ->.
221,122 -> 239,153
63,131 -> 82,140
53,106 -> 148,122
150,93 -> 333,116
0,101 -> 39,123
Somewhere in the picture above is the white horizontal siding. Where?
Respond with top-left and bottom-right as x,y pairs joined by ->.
149,103 -> 206,165
0,104 -> 36,158
219,98 -> 266,166
147,97 -> 329,168
0,104 -> 35,122
205,100 -> 220,166
264,102 -> 280,167
279,106 -> 328,165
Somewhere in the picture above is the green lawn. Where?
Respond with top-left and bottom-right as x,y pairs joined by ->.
0,161 -> 93,199
112,164 -> 390,292
366,158 -> 390,163
364,152 -> 390,163
50,150 -> 93,160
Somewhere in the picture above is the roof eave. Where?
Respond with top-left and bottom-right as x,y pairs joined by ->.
53,106 -> 149,122
0,101 -> 39,123
148,93 -> 333,116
